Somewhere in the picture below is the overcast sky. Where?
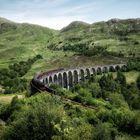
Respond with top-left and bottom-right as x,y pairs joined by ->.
0,0 -> 140,29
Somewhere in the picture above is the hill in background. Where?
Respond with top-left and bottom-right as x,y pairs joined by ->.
49,18 -> 140,57
0,17 -> 140,79
0,17 -> 57,68
0,17 -> 140,140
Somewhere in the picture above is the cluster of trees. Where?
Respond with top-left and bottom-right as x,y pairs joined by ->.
53,71 -> 140,111
107,20 -> 140,36
51,71 -> 140,138
0,94 -> 94,140
62,42 -> 89,53
127,57 -> 140,71
62,42 -> 124,57
0,54 -> 42,94
48,39 -> 125,57
81,46 -> 108,56
0,70 -> 140,139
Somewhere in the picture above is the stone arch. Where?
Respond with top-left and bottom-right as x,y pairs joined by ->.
92,68 -> 96,75
85,68 -> 90,79
121,65 -> 127,72
73,70 -> 78,84
80,69 -> 85,81
46,77 -> 48,85
49,76 -> 53,84
63,72 -> 68,88
96,67 -> 102,75
109,66 -> 115,72
58,73 -> 63,87
115,65 -> 121,71
53,74 -> 58,84
102,66 -> 108,73
42,79 -> 45,84
68,71 -> 73,88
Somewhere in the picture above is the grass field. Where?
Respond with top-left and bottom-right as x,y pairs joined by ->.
0,93 -> 24,103
124,71 -> 140,84
113,71 -> 140,84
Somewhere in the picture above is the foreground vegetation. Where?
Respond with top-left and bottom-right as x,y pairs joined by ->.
0,71 -> 140,140
0,55 -> 42,94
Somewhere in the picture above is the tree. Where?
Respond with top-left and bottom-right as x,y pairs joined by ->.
116,71 -> 126,86
2,94 -> 72,140
136,74 -> 140,90
93,122 -> 117,140
99,74 -> 119,92
110,108 -> 135,134
69,123 -> 93,140
108,93 -> 128,108
88,83 -> 101,98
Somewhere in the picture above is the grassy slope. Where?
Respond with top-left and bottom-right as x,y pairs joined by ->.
50,19 -> 140,57
113,71 -> 140,84
0,18 -> 57,68
0,17 -> 140,80
0,94 -> 24,103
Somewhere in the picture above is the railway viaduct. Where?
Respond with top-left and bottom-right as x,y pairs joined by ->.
34,64 -> 127,89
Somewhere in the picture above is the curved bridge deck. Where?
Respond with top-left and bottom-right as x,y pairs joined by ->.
33,64 -> 127,89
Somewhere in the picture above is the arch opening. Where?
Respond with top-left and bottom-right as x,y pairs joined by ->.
80,69 -> 85,81
103,67 -> 108,73
85,68 -> 90,79
42,79 -> 45,84
92,68 -> 96,75
53,74 -> 58,85
109,66 -> 115,72
58,73 -> 63,87
68,71 -> 73,88
49,76 -> 53,85
63,72 -> 68,88
46,78 -> 48,85
73,70 -> 78,84
96,67 -> 102,75
115,65 -> 121,71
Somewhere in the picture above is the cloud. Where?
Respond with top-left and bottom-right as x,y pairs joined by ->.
0,0 -> 140,29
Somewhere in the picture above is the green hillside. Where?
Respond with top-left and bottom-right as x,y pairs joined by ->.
49,18 -> 140,57
0,17 -> 140,140
0,17 -> 140,79
0,17 -> 57,68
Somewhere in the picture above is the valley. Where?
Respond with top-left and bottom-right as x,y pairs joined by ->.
0,17 -> 140,140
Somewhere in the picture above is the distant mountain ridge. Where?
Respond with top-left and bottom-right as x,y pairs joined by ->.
61,18 -> 140,33
61,21 -> 90,32
0,17 -> 17,33
47,17 -> 140,58
0,17 -> 140,67
1,17 -> 140,32
0,17 -> 56,33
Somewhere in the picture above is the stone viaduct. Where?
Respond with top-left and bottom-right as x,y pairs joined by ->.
34,64 -> 127,89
